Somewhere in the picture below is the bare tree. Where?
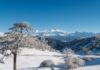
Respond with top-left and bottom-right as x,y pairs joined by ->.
0,22 -> 34,70
0,22 -> 54,70
8,22 -> 32,70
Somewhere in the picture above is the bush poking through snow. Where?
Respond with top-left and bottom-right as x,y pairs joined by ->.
64,49 -> 85,69
0,54 -> 4,64
65,56 -> 85,69
63,49 -> 74,57
40,60 -> 55,68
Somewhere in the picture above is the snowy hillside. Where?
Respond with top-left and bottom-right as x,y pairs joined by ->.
0,48 -> 63,70
72,65 -> 100,70
0,48 -> 100,70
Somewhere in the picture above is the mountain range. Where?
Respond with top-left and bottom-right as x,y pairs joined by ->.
46,35 -> 100,55
34,29 -> 97,42
0,29 -> 99,54
0,29 -> 98,42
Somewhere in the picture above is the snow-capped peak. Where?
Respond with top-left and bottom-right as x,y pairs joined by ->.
50,29 -> 65,33
34,29 -> 67,36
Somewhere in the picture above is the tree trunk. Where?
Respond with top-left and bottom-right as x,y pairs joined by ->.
13,52 -> 17,70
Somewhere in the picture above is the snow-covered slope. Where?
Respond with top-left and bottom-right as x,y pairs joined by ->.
73,65 -> 100,70
0,48 -> 63,70
0,48 -> 100,70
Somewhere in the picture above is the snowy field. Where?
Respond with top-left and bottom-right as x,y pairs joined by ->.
0,48 -> 100,70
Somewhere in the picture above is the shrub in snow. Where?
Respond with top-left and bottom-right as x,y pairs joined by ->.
40,60 -> 55,67
64,49 -> 85,69
0,54 -> 4,64
0,58 -> 4,64
73,57 -> 85,66
63,49 -> 74,57
3,50 -> 11,56
0,50 -> 11,64
65,56 -> 85,69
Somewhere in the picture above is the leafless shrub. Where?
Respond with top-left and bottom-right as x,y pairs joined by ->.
63,49 -> 74,57
64,49 -> 85,70
65,56 -> 85,69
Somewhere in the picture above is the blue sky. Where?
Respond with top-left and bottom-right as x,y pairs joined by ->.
0,0 -> 100,33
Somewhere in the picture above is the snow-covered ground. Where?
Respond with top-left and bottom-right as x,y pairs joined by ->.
0,48 -> 100,70
72,65 -> 100,70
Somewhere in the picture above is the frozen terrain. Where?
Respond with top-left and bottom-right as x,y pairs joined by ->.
0,48 -> 100,70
